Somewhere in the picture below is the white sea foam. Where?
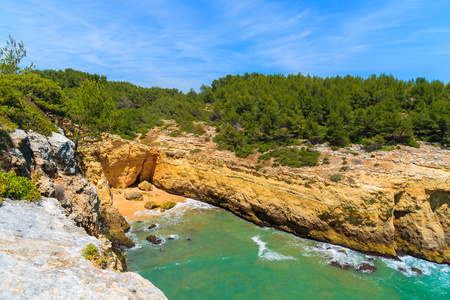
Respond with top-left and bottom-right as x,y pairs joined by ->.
381,255 -> 450,277
130,198 -> 217,222
251,236 -> 296,261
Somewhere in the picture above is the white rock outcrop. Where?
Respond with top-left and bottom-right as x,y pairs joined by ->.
0,198 -> 167,300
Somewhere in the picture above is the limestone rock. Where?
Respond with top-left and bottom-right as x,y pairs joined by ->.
81,159 -> 134,248
139,180 -> 153,191
79,134 -> 161,188
83,134 -> 450,264
2,148 -> 30,178
47,132 -> 76,174
145,201 -> 159,210
40,181 -> 56,198
125,190 -> 144,201
27,131 -> 57,174
9,129 -> 33,175
0,198 -> 166,300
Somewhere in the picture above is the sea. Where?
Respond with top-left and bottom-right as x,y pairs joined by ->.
126,199 -> 450,300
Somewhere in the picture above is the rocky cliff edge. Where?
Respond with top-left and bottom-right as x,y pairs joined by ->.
83,132 -> 450,264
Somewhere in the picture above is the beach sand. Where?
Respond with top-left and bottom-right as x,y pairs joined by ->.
112,185 -> 186,220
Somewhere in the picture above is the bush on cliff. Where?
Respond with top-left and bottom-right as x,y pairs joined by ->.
259,147 -> 320,168
0,171 -> 41,202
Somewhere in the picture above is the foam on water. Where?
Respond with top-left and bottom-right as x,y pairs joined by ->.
251,236 -> 296,261
130,198 -> 218,225
381,255 -> 450,277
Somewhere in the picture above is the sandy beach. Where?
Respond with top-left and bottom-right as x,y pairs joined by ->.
112,185 -> 186,219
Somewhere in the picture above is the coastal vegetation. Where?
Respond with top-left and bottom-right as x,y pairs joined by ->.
31,69 -> 450,160
1,35 -> 449,164
0,171 -> 41,202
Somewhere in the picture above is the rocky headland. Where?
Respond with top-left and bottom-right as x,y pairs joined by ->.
81,126 -> 450,264
0,128 -> 167,299
0,198 -> 166,300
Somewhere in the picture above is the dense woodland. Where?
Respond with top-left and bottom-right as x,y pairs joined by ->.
30,68 -> 450,157
1,65 -> 449,160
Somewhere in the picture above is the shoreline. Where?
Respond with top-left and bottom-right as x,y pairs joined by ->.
112,185 -> 186,220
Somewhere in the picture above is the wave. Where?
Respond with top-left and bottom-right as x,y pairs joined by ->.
251,236 -> 296,261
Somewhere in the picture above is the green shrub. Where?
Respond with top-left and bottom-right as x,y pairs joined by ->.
272,163 -> 279,168
259,147 -> 320,168
117,133 -> 135,140
255,164 -> 263,171
322,157 -> 330,164
205,137 -> 210,142
169,130 -> 181,137
330,173 -> 342,182
83,243 -> 99,260
331,146 -> 339,151
408,139 -> 420,148
190,148 -> 202,154
0,171 -> 41,202
83,243 -> 107,268
362,136 -> 384,152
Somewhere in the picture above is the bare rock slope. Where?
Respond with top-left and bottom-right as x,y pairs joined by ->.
0,198 -> 166,300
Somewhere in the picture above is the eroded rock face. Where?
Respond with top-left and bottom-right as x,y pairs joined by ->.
82,157 -> 135,248
47,132 -> 76,174
79,134 -> 160,188
84,134 -> 450,264
0,198 -> 166,300
152,155 -> 450,263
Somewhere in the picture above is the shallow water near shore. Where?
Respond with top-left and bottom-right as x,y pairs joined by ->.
126,199 -> 450,300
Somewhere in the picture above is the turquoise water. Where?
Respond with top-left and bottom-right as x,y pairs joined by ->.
126,199 -> 450,300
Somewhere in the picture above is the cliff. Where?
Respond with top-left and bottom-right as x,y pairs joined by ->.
0,128 -> 167,299
83,132 -> 450,264
0,198 -> 166,300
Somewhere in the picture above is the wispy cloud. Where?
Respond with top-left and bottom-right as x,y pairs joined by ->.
0,0 -> 449,91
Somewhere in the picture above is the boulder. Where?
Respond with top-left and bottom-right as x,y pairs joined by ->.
28,131 -> 56,174
47,132 -> 76,174
145,201 -> 159,209
3,148 -> 30,178
146,235 -> 162,245
125,191 -> 143,201
148,224 -> 157,230
328,260 -> 350,270
355,263 -> 377,273
411,267 -> 422,275
40,181 -> 56,198
138,180 -> 153,191
9,129 -> 34,171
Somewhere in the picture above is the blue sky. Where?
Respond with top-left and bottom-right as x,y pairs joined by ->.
1,0 -> 449,92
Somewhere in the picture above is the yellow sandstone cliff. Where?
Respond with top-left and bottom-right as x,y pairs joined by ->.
82,134 -> 450,264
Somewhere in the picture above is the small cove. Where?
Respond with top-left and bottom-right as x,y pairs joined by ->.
126,199 -> 450,300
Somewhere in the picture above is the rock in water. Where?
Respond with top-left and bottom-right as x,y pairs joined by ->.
146,235 -> 163,245
355,263 -> 377,273
328,261 -> 350,270
138,180 -> 153,191
125,191 -> 144,201
0,198 -> 167,300
411,267 -> 423,275
148,224 -> 157,230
